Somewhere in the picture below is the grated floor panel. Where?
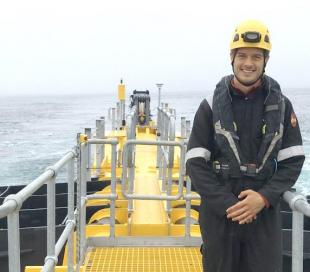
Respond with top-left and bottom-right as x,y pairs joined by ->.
84,247 -> 202,272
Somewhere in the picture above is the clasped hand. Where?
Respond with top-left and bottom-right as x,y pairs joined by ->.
226,189 -> 265,224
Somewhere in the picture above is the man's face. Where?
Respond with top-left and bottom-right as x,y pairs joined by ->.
231,47 -> 268,86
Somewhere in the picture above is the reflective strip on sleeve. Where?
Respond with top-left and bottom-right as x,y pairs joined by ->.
185,147 -> 211,163
277,145 -> 305,162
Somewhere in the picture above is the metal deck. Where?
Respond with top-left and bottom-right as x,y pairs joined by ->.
83,247 -> 202,272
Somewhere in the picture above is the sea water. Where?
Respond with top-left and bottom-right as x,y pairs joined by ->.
0,89 -> 309,194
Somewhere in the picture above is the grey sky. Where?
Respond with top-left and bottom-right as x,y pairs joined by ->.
1,0 -> 309,96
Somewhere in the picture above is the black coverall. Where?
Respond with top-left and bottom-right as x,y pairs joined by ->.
186,79 -> 305,272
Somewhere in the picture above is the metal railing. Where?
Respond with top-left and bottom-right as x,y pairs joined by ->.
0,150 -> 76,272
108,100 -> 125,131
74,130 -> 202,250
126,106 -> 137,211
121,139 -> 200,241
283,190 -> 310,272
95,118 -> 105,177
122,139 -> 185,201
180,117 -> 191,139
75,136 -> 118,269
157,106 -> 176,199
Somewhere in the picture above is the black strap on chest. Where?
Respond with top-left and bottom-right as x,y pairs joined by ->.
212,75 -> 285,177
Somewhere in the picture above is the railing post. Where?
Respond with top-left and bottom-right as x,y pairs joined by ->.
127,114 -> 135,213
185,176 -> 191,237
46,175 -> 56,272
156,108 -> 162,169
111,108 -> 116,131
96,118 -> 105,177
181,117 -> 186,138
166,115 -> 175,213
79,142 -> 87,264
76,134 -> 82,267
85,128 -> 92,182
110,142 -> 117,237
7,211 -> 21,272
185,120 -> 191,139
116,102 -> 120,129
283,191 -> 310,272
292,211 -> 304,272
121,100 -> 126,127
161,153 -> 167,192
67,157 -> 75,272
156,83 -> 163,110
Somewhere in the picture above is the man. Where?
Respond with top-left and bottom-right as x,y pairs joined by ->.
186,20 -> 305,272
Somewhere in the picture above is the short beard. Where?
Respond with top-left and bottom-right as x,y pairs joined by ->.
234,73 -> 262,87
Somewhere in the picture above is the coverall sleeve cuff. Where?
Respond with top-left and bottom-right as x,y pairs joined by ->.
257,192 -> 270,209
258,189 -> 277,208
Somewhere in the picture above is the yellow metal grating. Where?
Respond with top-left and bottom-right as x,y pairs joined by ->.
83,247 -> 202,272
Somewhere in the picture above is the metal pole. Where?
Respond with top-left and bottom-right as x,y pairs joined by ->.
80,143 -> 87,263
185,176 -> 191,237
122,101 -> 126,127
185,120 -> 191,139
110,143 -> 117,237
96,119 -> 105,177
162,155 -> 167,192
156,109 -> 162,169
156,83 -> 164,172
128,110 -> 135,209
292,211 -> 304,272
119,101 -> 123,128
7,211 -> 21,272
112,108 -> 116,131
116,102 -> 120,129
181,117 -> 186,138
47,176 -> 56,272
156,83 -> 163,110
161,112 -> 168,191
166,168 -> 173,213
128,167 -> 134,212
76,134 -> 82,266
85,128 -> 91,182
166,115 -> 175,213
67,158 -> 75,272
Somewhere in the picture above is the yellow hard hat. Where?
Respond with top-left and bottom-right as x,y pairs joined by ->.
230,20 -> 271,51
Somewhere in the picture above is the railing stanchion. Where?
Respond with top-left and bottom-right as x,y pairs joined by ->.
46,176 -> 56,272
80,142 -> 87,264
67,158 -> 75,272
7,211 -> 21,272
292,211 -> 304,272
110,141 -> 117,237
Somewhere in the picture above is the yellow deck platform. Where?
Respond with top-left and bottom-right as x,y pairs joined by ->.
83,247 -> 202,272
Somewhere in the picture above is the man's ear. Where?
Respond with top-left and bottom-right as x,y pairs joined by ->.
230,50 -> 236,62
230,53 -> 234,63
230,49 -> 236,66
